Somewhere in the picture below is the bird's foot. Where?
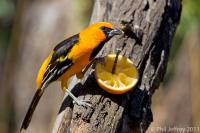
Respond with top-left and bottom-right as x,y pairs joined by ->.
76,71 -> 84,79
65,89 -> 92,108
73,99 -> 92,108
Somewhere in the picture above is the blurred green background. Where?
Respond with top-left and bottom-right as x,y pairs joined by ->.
0,0 -> 199,133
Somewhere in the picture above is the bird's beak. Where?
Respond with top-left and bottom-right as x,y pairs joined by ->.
108,28 -> 124,38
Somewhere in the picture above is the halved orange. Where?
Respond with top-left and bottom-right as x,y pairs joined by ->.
95,54 -> 139,94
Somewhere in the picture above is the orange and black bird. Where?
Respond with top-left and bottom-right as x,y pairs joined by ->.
20,22 -> 123,131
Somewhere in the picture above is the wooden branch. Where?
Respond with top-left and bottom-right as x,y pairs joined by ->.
53,0 -> 182,132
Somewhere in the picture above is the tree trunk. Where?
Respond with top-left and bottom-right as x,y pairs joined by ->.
53,0 -> 182,132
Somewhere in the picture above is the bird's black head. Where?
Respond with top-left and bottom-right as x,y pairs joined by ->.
100,26 -> 123,39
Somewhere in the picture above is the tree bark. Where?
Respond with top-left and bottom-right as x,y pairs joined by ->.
53,0 -> 182,132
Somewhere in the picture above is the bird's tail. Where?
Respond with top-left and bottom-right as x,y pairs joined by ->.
20,89 -> 44,131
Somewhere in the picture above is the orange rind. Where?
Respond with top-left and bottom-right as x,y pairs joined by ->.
95,54 -> 139,94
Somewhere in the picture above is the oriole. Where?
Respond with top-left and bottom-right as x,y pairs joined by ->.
20,22 -> 123,131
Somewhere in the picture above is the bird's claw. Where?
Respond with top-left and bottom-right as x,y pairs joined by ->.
73,99 -> 92,108
76,72 -> 84,79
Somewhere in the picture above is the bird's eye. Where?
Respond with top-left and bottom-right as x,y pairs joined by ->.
100,26 -> 113,37
100,26 -> 112,32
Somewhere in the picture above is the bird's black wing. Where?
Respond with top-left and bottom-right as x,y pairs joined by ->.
51,34 -> 79,62
41,34 -> 79,88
